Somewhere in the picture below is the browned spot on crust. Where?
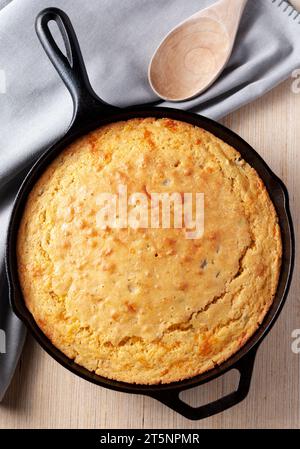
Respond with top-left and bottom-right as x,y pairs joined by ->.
77,219 -> 88,230
256,178 -> 264,190
102,247 -> 113,256
164,238 -> 177,256
101,261 -> 116,272
88,240 -> 98,248
238,331 -> 247,347
31,265 -> 44,277
36,317 -> 46,329
183,168 -> 193,176
165,238 -> 176,246
180,254 -> 193,264
199,337 -> 213,356
86,228 -> 99,238
61,240 -> 71,250
192,240 -> 202,249
125,301 -> 137,313
103,152 -> 112,164
163,119 -> 178,131
95,152 -> 112,171
89,133 -> 100,153
255,263 -> 266,277
115,170 -> 128,183
207,231 -> 220,242
143,129 -> 156,149
137,153 -> 151,168
142,185 -> 152,200
177,282 -> 189,291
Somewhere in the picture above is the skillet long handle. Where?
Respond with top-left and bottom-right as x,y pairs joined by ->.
35,7 -> 117,124
149,347 -> 257,420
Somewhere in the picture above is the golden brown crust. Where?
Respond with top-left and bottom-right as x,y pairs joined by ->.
17,118 -> 282,384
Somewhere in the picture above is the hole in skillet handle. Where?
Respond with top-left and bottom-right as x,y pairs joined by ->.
148,347 -> 258,420
35,7 -> 119,127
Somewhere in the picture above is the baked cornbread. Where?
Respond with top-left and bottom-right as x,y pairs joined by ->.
17,118 -> 281,384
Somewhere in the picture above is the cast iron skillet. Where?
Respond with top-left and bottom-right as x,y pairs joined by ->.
6,8 -> 294,420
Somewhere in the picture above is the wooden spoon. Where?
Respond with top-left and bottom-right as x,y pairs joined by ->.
290,0 -> 300,11
148,0 -> 248,102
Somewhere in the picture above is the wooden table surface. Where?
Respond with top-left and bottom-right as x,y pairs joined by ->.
0,79 -> 299,429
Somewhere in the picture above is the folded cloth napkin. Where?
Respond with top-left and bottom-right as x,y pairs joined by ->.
0,0 -> 299,401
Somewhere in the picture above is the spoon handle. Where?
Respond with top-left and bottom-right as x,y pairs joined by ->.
215,0 -> 248,38
220,0 -> 248,31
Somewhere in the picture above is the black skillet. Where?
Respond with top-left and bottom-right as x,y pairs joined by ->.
5,8 -> 294,420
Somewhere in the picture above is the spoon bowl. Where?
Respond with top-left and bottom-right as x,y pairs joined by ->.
149,0 -> 248,102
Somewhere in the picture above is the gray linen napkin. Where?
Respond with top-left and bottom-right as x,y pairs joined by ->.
0,0 -> 299,401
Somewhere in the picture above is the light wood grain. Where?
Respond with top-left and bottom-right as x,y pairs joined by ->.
290,0 -> 300,11
0,78 -> 299,429
148,0 -> 248,101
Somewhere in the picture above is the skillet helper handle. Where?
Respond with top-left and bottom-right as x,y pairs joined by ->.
150,347 -> 257,420
35,8 -> 116,123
